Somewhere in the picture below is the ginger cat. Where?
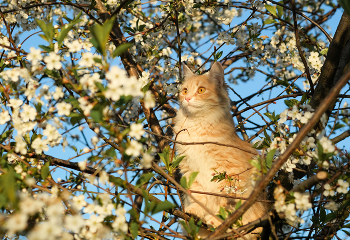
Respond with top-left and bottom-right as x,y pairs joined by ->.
174,62 -> 267,239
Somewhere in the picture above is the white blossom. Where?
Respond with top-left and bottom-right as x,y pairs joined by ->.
44,52 -> 62,70
129,123 -> 145,140
125,140 -> 143,157
56,102 -> 72,116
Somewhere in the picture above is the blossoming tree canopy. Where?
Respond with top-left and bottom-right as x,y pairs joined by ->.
0,0 -> 349,239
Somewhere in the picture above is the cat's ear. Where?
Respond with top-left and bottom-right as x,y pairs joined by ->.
209,62 -> 225,86
183,64 -> 195,79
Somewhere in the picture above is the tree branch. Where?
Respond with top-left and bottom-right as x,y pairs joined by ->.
310,12 -> 350,115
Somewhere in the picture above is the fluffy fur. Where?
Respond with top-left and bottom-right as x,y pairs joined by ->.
174,62 -> 267,239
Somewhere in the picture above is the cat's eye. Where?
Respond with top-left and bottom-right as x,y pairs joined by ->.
182,88 -> 188,95
198,87 -> 206,94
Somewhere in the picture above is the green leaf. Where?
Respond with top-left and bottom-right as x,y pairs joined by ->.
64,97 -> 80,108
130,222 -> 138,238
89,16 -> 116,56
41,161 -> 50,180
266,148 -> 276,168
343,230 -> 350,236
179,220 -> 191,233
70,114 -> 84,125
57,11 -> 83,47
300,93 -> 308,105
264,18 -> 277,25
109,175 -> 126,188
135,173 -> 154,188
276,2 -> 284,17
172,156 -> 185,168
219,207 -> 227,219
320,48 -> 328,56
188,172 -> 198,188
112,43 -> 132,58
265,4 -> 277,17
142,81 -> 152,93
324,212 -> 337,223
36,19 -> 54,45
0,129 -> 13,144
39,45 -> 52,52
0,194 -> 7,208
90,108 -> 103,122
249,159 -> 261,170
1,168 -> 16,203
105,147 -> 116,157
263,128 -> 271,143
152,200 -> 175,214
158,147 -> 170,169
235,200 -> 242,210
320,207 -> 326,223
317,142 -> 324,161
276,80 -> 290,88
180,176 -> 188,189
284,99 -> 299,107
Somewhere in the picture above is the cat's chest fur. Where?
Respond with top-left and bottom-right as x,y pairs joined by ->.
174,112 -> 237,187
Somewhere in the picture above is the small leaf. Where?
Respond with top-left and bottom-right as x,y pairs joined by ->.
36,19 -> 54,44
152,200 -> 175,214
172,156 -> 185,168
112,43 -> 132,58
89,17 -> 116,56
320,207 -> 326,223
135,173 -> 154,188
249,159 -> 261,170
264,19 -> 277,25
219,207 -> 227,219
320,48 -> 328,55
179,220 -> 191,233
41,161 -> 50,180
158,147 -> 170,169
1,168 -> 17,203
276,2 -> 284,17
266,148 -> 277,168
142,81 -> 152,93
324,212 -> 337,223
235,200 -> 242,210
109,175 -> 126,188
180,176 -> 188,189
90,109 -> 103,122
57,11 -> 83,47
188,172 -> 198,188
130,222 -> 138,238
39,45 -> 52,52
343,230 -> 350,236
265,4 -> 277,17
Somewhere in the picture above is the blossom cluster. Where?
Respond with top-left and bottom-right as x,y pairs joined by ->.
2,190 -> 128,240
257,103 -> 336,173
274,186 -> 312,225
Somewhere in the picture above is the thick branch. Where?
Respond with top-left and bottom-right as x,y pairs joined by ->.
310,12 -> 350,115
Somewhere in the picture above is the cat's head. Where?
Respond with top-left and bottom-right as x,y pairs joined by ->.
179,62 -> 230,115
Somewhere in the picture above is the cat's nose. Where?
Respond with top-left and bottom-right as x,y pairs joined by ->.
185,97 -> 191,102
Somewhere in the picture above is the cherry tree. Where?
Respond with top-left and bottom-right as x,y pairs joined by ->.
0,0 -> 349,239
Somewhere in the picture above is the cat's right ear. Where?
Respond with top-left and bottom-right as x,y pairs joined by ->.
209,62 -> 224,86
183,64 -> 195,79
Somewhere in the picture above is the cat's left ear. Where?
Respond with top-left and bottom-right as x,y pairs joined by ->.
183,64 -> 195,79
209,62 -> 225,86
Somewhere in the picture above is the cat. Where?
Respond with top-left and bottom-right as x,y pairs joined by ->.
174,62 -> 267,239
